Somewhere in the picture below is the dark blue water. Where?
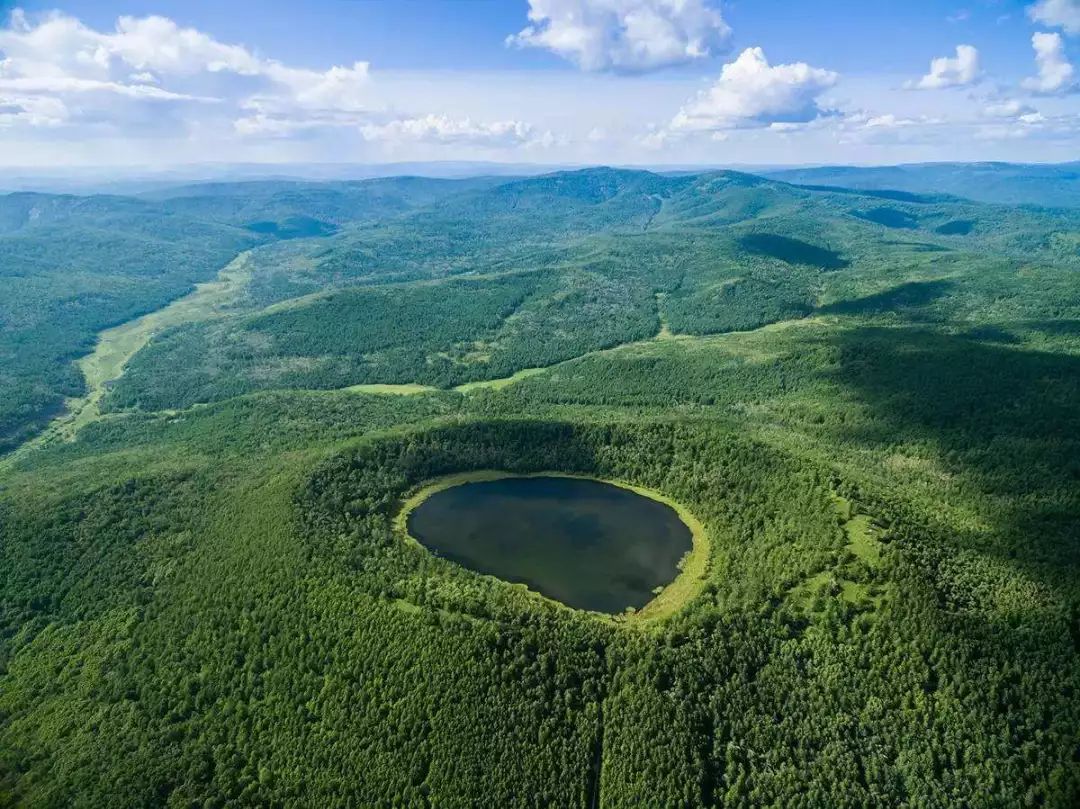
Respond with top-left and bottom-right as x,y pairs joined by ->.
406,476 -> 692,613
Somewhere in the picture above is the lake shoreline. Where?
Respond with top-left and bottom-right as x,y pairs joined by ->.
393,469 -> 710,626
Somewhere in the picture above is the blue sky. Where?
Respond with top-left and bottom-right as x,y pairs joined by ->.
1,0 -> 1078,166
30,0 -> 1040,75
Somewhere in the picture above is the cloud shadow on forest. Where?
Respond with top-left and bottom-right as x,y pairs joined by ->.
821,326 -> 1080,574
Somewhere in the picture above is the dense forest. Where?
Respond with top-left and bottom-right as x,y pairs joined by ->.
0,178 -> 500,453
1,167 -> 1078,807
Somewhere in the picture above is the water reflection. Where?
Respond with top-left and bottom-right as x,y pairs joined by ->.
407,476 -> 692,613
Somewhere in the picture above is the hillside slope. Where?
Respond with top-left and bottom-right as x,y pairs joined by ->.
101,168 -> 1080,411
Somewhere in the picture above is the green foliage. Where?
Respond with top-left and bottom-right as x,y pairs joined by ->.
0,192 -> 260,451
104,268 -> 659,409
104,167 -> 1080,411
0,177 -> 505,452
2,167 -> 1079,807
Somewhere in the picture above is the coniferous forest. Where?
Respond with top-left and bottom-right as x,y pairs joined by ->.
1,166 -> 1079,807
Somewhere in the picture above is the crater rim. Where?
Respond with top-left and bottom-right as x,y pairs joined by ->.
394,469 -> 709,624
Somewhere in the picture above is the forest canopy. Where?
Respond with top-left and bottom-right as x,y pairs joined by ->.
1,167 -> 1078,808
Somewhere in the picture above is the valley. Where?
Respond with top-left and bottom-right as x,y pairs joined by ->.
1,166 -> 1078,808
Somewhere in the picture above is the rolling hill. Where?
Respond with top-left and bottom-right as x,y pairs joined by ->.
1,167 -> 1078,808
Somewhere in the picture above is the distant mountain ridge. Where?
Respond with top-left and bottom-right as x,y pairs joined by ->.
764,162 -> 1080,209
2,165 -> 1077,451
5,160 -> 1077,207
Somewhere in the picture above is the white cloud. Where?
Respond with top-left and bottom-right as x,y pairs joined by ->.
1022,32 -> 1076,93
0,10 -> 377,132
360,114 -> 535,146
0,8 -> 547,155
972,108 -> 1071,139
1028,0 -> 1080,34
669,47 -> 837,132
527,129 -> 566,149
0,93 -> 67,127
234,110 -> 537,148
256,62 -> 372,114
0,10 -> 260,83
507,0 -> 730,72
831,111 -> 946,141
1,7 -> 1077,167
0,75 -> 215,101
983,99 -> 1039,118
861,113 -> 924,129
102,15 -> 265,76
0,9 -> 561,160
638,126 -> 671,149
909,44 -> 980,89
232,111 -> 358,137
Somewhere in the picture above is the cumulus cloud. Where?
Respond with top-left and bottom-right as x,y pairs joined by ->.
0,9 -> 376,133
0,10 -> 261,86
668,47 -> 837,132
506,0 -> 730,72
257,62 -> 372,114
1022,32 -> 1076,93
830,101 -> 1077,149
909,44 -> 980,89
0,9 -> 545,153
1028,0 -> 1080,34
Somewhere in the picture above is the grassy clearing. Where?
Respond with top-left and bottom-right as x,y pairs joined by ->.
393,469 -> 710,626
66,251 -> 254,440
453,368 -> 548,393
788,495 -> 885,611
342,383 -> 440,395
844,514 -> 880,566
78,252 -> 254,394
